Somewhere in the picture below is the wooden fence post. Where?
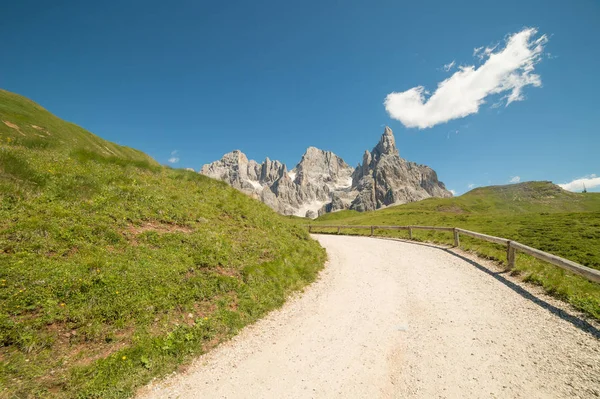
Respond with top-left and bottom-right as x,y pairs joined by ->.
337,227 -> 341,235
408,227 -> 413,240
507,241 -> 516,270
453,228 -> 460,247
309,225 -> 312,233
370,226 -> 374,236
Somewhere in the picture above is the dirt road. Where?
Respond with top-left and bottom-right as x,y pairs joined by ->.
139,235 -> 600,398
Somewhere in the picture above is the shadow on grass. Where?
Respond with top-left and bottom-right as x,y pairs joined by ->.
312,232 -> 600,339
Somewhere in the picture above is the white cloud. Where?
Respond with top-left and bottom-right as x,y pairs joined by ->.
384,28 -> 548,129
168,150 -> 179,164
490,100 -> 503,109
509,176 -> 521,183
449,189 -> 457,195
442,60 -> 455,72
473,43 -> 499,61
558,174 -> 600,192
467,183 -> 475,189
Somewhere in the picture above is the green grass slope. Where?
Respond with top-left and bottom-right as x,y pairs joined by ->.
313,182 -> 600,319
0,90 -> 326,398
0,89 -> 154,164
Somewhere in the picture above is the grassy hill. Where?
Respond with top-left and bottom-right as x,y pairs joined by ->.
0,90 -> 326,398
0,89 -> 154,164
318,181 -> 600,220
312,182 -> 600,319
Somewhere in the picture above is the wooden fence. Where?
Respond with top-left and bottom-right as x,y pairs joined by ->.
307,224 -> 600,284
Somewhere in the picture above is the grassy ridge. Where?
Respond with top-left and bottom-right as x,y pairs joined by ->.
312,182 -> 600,319
0,91 -> 326,398
0,89 -> 153,163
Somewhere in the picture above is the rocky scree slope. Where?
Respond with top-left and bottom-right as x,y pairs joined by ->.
200,127 -> 452,218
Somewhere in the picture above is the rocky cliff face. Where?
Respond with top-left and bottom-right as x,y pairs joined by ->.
200,127 -> 452,218
292,147 -> 354,188
349,126 -> 452,212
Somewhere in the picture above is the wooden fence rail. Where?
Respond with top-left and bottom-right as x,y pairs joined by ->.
307,224 -> 600,285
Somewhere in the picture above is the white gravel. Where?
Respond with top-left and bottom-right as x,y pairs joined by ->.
138,235 -> 600,398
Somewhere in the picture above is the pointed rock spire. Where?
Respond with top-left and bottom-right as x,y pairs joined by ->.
372,126 -> 398,158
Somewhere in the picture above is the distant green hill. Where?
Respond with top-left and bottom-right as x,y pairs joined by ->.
0,90 -> 325,398
445,181 -> 598,213
313,181 -> 600,319
317,181 -> 600,222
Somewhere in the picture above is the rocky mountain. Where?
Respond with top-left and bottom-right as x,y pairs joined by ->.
200,127 -> 452,218
349,126 -> 452,211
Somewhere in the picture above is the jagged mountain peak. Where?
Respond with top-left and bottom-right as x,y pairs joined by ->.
372,126 -> 398,158
200,126 -> 451,218
304,146 -> 323,155
350,126 -> 451,211
294,146 -> 353,188
226,149 -> 248,162
298,146 -> 340,162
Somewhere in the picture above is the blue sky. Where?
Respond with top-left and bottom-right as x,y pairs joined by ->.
1,0 -> 598,194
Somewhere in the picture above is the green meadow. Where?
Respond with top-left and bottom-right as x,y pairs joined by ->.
0,89 -> 326,398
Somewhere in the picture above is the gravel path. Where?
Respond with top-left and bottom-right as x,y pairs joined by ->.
139,235 -> 600,398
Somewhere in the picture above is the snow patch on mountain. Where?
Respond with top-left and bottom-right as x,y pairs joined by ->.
295,200 -> 329,218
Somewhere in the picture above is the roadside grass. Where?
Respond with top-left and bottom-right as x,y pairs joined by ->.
0,91 -> 326,398
310,183 -> 600,320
